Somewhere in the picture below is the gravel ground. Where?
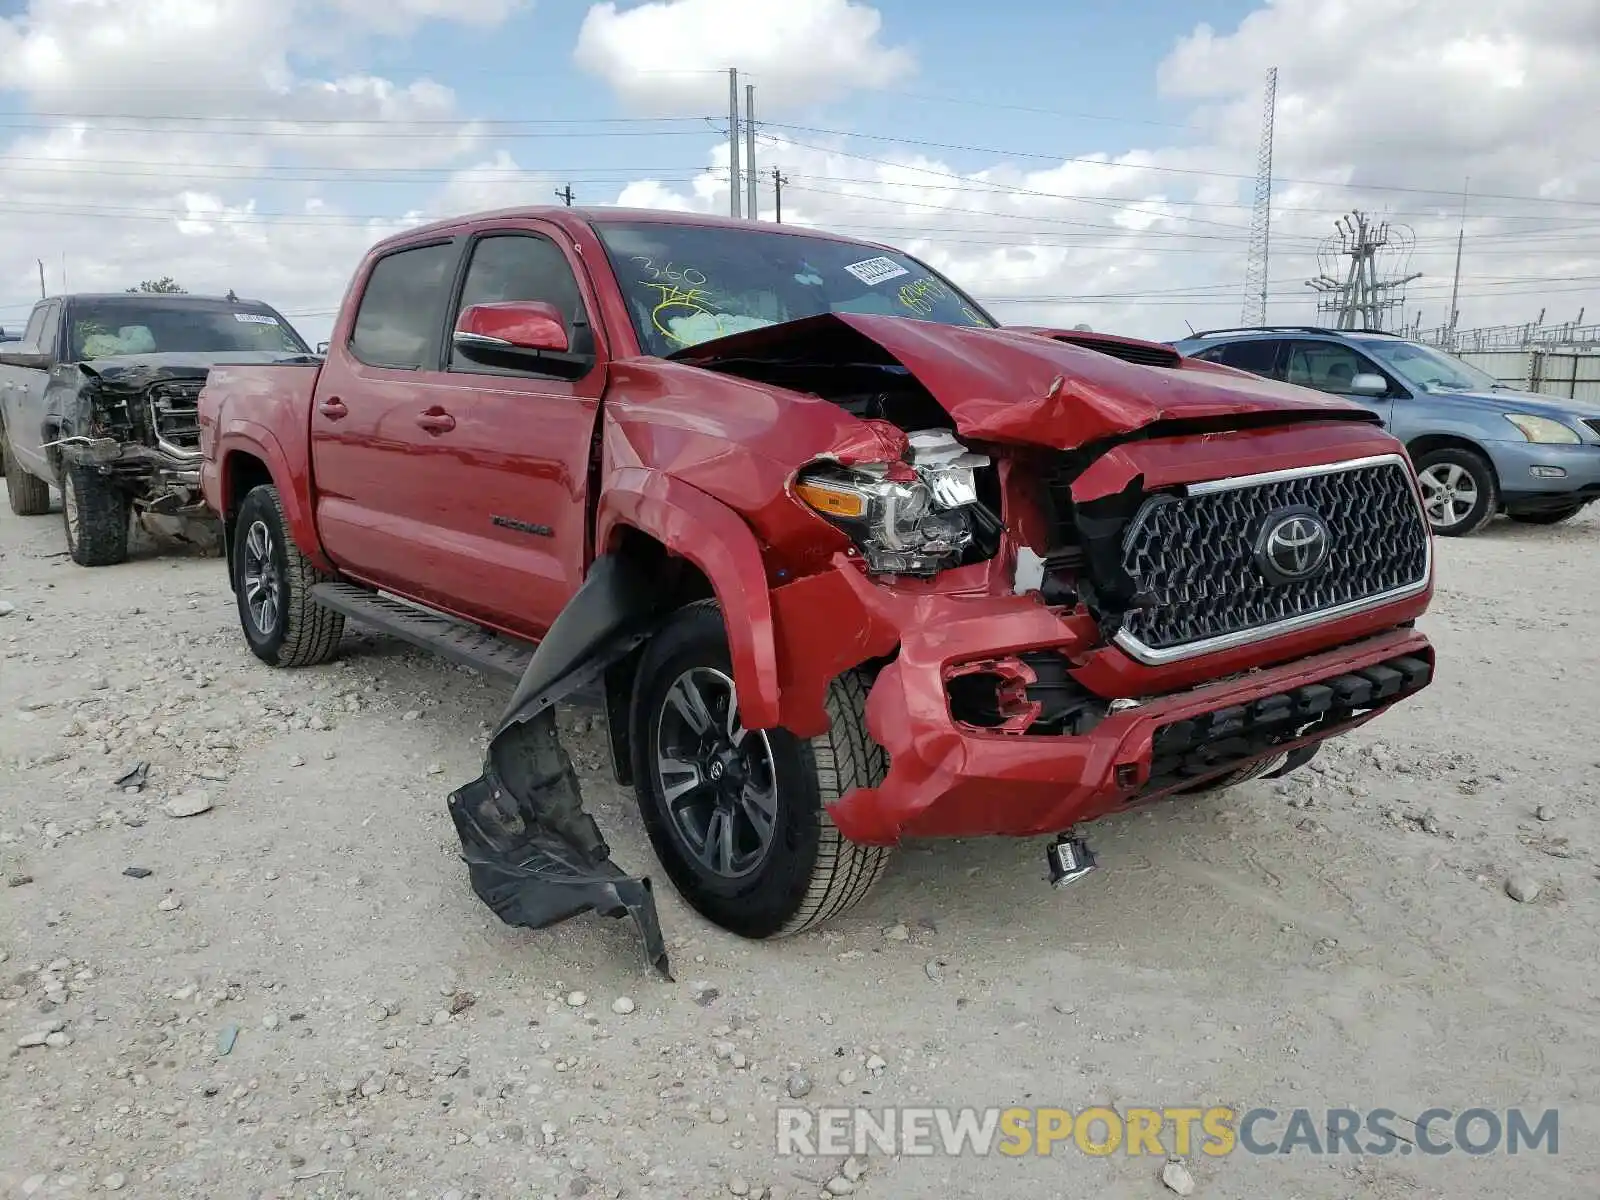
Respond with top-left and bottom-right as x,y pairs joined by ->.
3,499 -> 1598,1200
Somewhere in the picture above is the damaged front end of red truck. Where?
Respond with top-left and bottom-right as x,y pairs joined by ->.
471,305 -> 1434,973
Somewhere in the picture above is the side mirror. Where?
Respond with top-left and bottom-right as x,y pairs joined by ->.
1349,373 -> 1388,396
315,340 -> 330,355
454,301 -> 570,356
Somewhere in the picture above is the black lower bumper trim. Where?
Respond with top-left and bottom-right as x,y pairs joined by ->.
1141,651 -> 1433,797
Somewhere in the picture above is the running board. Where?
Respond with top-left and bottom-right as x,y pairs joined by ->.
310,582 -> 537,681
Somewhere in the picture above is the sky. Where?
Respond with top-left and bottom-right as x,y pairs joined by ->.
1,0 -> 1598,348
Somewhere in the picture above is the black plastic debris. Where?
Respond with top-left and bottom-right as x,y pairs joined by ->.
123,866 -> 153,879
114,762 -> 150,792
448,554 -> 671,979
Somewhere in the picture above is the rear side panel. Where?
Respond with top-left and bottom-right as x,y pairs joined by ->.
199,362 -> 329,569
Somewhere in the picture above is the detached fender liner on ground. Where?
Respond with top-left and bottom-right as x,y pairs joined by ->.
445,553 -> 673,978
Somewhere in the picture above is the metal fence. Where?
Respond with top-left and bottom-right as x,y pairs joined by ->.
1456,348 -> 1600,403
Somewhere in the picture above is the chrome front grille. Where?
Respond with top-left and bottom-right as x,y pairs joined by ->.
1115,455 -> 1431,664
146,379 -> 204,456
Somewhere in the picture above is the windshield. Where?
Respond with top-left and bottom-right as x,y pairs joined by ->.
1361,339 -> 1500,393
68,302 -> 308,361
592,221 -> 995,356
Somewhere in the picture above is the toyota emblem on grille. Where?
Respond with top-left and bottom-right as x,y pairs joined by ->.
1255,507 -> 1332,585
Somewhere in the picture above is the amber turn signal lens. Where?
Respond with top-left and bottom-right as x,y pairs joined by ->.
795,480 -> 867,519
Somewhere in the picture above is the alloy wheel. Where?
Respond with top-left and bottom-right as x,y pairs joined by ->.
1417,462 -> 1479,530
653,666 -> 778,880
241,519 -> 283,636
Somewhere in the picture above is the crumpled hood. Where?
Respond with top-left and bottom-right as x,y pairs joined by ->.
78,350 -> 317,387
670,313 -> 1376,451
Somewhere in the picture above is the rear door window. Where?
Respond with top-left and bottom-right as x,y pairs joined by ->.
349,241 -> 458,370
1196,338 -> 1282,377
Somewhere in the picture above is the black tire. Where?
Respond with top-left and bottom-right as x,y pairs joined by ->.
233,483 -> 344,668
630,601 -> 892,939
1412,446 -> 1498,536
1507,504 -> 1586,526
60,462 -> 130,565
3,435 -> 51,516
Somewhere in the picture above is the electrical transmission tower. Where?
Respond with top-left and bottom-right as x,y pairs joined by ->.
1305,211 -> 1422,330
1241,67 -> 1277,326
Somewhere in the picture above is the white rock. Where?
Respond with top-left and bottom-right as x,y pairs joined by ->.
728,1178 -> 751,1197
21,1175 -> 46,1196
102,1173 -> 127,1192
824,1178 -> 855,1196
708,1106 -> 729,1125
163,791 -> 212,818
611,996 -> 636,1015
0,600 -> 16,617
841,1157 -> 865,1182
882,923 -> 910,942
864,1054 -> 887,1074
45,1031 -> 71,1048
157,895 -> 182,912
1161,1160 -> 1196,1196
1505,874 -> 1541,903
566,990 -> 588,1008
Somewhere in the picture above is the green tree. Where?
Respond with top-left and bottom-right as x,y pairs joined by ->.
126,277 -> 186,294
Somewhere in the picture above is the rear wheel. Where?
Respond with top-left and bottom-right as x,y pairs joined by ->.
630,601 -> 892,939
233,484 -> 344,667
3,435 -> 51,516
1507,503 -> 1586,526
61,462 -> 130,565
1413,447 -> 1497,536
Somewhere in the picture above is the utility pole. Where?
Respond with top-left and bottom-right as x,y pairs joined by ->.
556,184 -> 575,206
727,68 -> 742,220
1447,176 -> 1469,341
1241,67 -> 1277,326
37,259 -> 46,299
771,168 -> 788,223
744,83 -> 758,220
1305,211 -> 1422,330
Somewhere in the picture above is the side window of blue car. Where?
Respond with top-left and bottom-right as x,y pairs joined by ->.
1285,341 -> 1383,396
1195,338 -> 1282,378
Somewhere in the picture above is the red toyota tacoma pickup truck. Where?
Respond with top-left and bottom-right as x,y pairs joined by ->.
198,207 -> 1436,970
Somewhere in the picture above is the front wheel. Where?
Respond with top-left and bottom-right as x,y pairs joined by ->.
1507,504 -> 1587,526
1413,447 -> 1498,536
630,601 -> 892,939
233,484 -> 345,667
61,462 -> 130,566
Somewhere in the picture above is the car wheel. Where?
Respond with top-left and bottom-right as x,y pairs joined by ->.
3,435 -> 52,516
233,483 -> 345,668
630,601 -> 893,939
60,462 -> 130,565
1413,447 -> 1498,536
1507,504 -> 1586,526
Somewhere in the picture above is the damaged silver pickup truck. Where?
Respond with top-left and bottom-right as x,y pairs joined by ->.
0,292 -> 314,565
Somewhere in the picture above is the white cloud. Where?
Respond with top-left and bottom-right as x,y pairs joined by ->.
573,0 -> 914,113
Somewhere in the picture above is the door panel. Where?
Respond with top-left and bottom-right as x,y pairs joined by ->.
410,227 -> 606,638
309,238 -> 463,598
0,302 -> 60,477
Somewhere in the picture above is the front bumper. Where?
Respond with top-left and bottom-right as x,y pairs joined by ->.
829,621 -> 1432,845
1490,438 -> 1600,505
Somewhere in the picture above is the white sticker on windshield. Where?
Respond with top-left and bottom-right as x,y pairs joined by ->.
234,313 -> 279,325
843,256 -> 909,286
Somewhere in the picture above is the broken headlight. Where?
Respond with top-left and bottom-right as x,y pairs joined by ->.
795,429 -> 992,577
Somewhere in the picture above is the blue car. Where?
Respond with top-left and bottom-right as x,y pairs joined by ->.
1171,326 -> 1600,535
